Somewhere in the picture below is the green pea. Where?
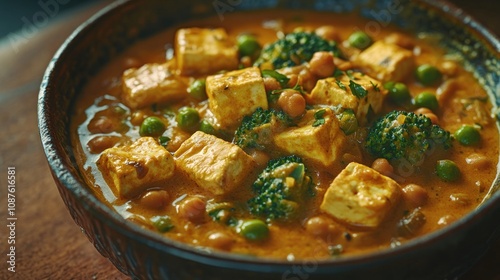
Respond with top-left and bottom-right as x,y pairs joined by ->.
454,125 -> 481,146
200,119 -> 216,135
436,160 -> 461,182
188,79 -> 207,100
415,64 -> 442,86
338,109 -> 358,135
237,34 -> 261,58
176,107 -> 200,130
385,82 -> 411,104
151,216 -> 174,233
239,219 -> 269,241
414,92 -> 439,111
139,116 -> 166,137
348,31 -> 372,50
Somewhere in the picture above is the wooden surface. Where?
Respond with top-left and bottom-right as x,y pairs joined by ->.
0,1 -> 498,279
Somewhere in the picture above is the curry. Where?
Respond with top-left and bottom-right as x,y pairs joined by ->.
71,10 -> 499,260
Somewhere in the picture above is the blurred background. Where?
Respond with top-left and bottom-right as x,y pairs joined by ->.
0,0 -> 100,39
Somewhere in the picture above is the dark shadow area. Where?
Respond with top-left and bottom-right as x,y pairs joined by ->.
0,0 -> 100,39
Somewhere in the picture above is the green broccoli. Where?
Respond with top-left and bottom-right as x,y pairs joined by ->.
248,155 -> 313,221
233,107 -> 292,150
254,32 -> 341,69
365,110 -> 452,164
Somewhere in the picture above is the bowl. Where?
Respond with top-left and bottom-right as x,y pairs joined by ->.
38,0 -> 500,279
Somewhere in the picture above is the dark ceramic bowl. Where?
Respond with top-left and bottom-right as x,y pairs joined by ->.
38,0 -> 500,279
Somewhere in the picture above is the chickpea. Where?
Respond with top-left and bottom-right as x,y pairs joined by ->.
465,153 -> 491,170
440,60 -> 459,77
263,77 -> 281,92
130,111 -> 147,126
437,79 -> 459,105
383,32 -> 415,49
449,193 -> 471,206
248,149 -> 271,168
371,158 -> 394,178
206,231 -> 234,251
309,51 -> 335,78
333,57 -> 353,71
315,25 -> 339,41
402,184 -> 428,207
298,69 -> 317,92
166,127 -> 191,153
277,89 -> 306,118
127,215 -> 154,230
287,74 -> 299,88
88,116 -> 119,134
138,190 -> 169,210
87,136 -> 120,154
304,216 -> 340,241
178,196 -> 207,224
414,108 -> 439,124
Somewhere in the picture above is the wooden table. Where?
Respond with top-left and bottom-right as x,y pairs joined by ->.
0,1 -> 498,279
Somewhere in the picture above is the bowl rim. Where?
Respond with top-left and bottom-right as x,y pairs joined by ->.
38,0 -> 500,272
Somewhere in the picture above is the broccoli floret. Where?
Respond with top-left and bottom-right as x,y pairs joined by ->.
233,107 -> 292,150
254,32 -> 341,69
248,155 -> 313,221
365,110 -> 452,164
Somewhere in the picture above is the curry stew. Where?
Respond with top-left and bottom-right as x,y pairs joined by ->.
72,11 -> 499,260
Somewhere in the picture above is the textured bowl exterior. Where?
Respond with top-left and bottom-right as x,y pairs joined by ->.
38,0 -> 500,279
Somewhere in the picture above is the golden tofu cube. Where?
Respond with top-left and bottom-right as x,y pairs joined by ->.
206,67 -> 268,130
321,162 -> 401,229
97,137 -> 175,198
122,62 -> 188,109
356,41 -> 414,82
174,131 -> 256,196
273,108 -> 347,168
175,28 -> 239,75
309,72 -> 386,125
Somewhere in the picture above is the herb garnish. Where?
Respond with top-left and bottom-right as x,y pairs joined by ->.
349,80 -> 368,98
335,80 -> 346,91
313,109 -> 327,127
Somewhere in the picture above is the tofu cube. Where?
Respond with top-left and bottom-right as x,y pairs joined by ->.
175,28 -> 239,75
273,108 -> 347,168
97,137 -> 175,198
206,67 -> 268,129
356,41 -> 414,82
122,62 -> 188,109
309,72 -> 386,125
174,131 -> 256,196
321,162 -> 401,229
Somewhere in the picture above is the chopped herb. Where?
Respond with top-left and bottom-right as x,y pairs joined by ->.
291,84 -> 306,95
262,69 -> 290,88
313,109 -> 327,127
313,118 -> 325,127
158,136 -> 170,147
333,68 -> 344,78
370,81 -> 380,92
349,80 -> 368,98
345,70 -> 355,80
335,79 -> 346,91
